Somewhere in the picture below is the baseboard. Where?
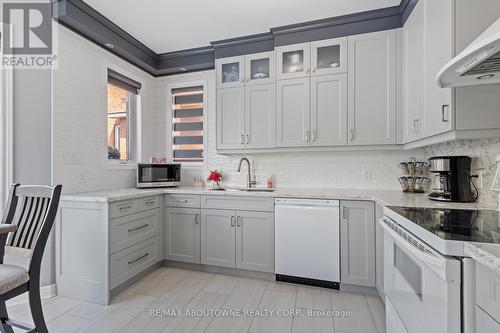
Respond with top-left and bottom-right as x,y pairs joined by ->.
6,284 -> 57,306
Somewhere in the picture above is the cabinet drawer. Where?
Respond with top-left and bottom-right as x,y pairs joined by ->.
109,200 -> 139,219
201,195 -> 274,212
110,236 -> 160,289
138,196 -> 160,212
110,208 -> 161,254
476,305 -> 500,333
476,262 -> 500,323
165,194 -> 201,208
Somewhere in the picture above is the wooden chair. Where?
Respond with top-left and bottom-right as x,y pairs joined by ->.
0,184 -> 62,333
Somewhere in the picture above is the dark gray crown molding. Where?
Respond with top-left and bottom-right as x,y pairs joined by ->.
52,0 -> 418,77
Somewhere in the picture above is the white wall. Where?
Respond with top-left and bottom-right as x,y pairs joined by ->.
155,70 -> 425,190
53,26 -> 157,194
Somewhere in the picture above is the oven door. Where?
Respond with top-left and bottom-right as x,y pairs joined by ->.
381,218 -> 461,333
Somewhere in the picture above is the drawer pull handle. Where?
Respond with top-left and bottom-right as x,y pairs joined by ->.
128,224 -> 149,232
119,205 -> 132,211
144,200 -> 155,205
195,214 -> 199,224
128,253 -> 149,265
173,199 -> 189,203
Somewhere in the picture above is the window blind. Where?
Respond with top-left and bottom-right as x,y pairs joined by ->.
172,85 -> 204,163
108,69 -> 141,95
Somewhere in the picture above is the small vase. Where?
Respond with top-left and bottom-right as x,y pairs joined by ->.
212,181 -> 221,189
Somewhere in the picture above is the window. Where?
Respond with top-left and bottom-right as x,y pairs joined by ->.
107,69 -> 140,162
171,85 -> 204,163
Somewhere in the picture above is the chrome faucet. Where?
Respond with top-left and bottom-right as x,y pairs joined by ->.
236,157 -> 256,188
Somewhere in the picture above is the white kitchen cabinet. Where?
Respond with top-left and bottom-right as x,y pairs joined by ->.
276,42 -> 311,80
276,77 -> 311,148
216,55 -> 245,88
375,203 -> 385,300
340,200 -> 376,287
348,30 -> 397,145
216,87 -> 245,150
235,211 -> 274,273
311,73 -> 348,146
201,209 -> 236,268
164,207 -> 200,264
245,51 -> 275,85
244,83 -> 275,149
402,0 -> 424,143
421,0 -> 453,137
311,37 -> 348,76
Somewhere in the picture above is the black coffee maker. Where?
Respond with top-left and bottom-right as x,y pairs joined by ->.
428,156 -> 477,202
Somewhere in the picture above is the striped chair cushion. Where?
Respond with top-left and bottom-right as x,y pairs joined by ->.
6,196 -> 50,251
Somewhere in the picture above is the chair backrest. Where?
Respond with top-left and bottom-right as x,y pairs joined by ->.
1,184 -> 62,273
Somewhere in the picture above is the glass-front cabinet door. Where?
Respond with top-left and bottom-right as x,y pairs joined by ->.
311,37 -> 347,76
276,43 -> 311,80
216,55 -> 245,88
245,51 -> 275,85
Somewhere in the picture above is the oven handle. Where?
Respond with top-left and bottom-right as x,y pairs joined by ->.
380,218 -> 450,280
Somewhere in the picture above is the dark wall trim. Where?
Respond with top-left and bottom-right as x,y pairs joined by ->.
53,0 -> 418,77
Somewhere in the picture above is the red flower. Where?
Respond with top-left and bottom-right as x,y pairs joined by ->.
208,170 -> 222,183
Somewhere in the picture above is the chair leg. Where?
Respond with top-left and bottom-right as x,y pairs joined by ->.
0,301 -> 14,333
28,286 -> 47,333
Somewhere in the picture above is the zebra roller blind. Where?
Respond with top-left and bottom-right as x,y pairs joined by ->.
171,86 -> 204,163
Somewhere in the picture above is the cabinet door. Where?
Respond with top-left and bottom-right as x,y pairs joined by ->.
340,201 -> 375,287
311,73 -> 347,146
311,37 -> 347,76
201,209 -> 235,268
216,56 -> 245,88
348,30 -> 397,145
276,77 -> 311,148
245,84 -> 275,149
276,43 -> 311,80
235,211 -> 274,273
164,207 -> 200,264
422,0 -> 453,137
245,51 -> 275,86
476,306 -> 500,333
402,0 -> 424,143
216,87 -> 245,150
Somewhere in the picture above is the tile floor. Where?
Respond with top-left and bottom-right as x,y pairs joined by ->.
7,267 -> 386,333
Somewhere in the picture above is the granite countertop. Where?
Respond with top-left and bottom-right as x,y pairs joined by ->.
464,242 -> 500,275
61,186 -> 496,210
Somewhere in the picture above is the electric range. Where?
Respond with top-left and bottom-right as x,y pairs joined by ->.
384,206 -> 500,256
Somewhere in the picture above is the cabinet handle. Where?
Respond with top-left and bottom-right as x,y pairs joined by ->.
240,79 -> 245,83
312,130 -> 317,142
195,214 -> 199,224
128,224 -> 149,232
128,253 -> 149,265
342,207 -> 348,219
144,200 -> 155,205
231,216 -> 235,227
305,68 -> 310,73
413,119 -> 419,134
305,131 -> 310,142
245,134 -> 249,144
312,67 -> 316,72
350,129 -> 355,141
119,205 -> 132,211
441,105 -> 449,122
173,199 -> 188,204
237,216 -> 241,227
240,134 -> 245,145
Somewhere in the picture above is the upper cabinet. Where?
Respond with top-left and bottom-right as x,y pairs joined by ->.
348,30 -> 397,145
276,38 -> 347,80
217,55 -> 245,89
402,0 -> 500,146
217,52 -> 274,88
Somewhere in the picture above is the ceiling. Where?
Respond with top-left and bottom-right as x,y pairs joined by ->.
83,0 -> 400,54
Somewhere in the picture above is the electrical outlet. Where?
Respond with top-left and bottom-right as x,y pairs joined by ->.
363,168 -> 372,182
77,170 -> 87,184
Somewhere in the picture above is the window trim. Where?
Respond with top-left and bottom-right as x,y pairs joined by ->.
0,56 -> 13,209
103,63 -> 143,169
166,80 -> 207,169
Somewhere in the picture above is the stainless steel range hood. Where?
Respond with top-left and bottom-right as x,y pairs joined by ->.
437,18 -> 500,88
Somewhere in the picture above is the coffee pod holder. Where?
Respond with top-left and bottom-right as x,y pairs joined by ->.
398,157 -> 429,193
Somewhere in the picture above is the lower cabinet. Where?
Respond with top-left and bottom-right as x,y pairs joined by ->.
340,200 -> 376,287
164,207 -> 201,264
476,305 -> 500,333
201,209 -> 274,273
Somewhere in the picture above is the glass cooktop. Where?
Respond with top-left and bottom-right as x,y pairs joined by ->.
387,206 -> 500,243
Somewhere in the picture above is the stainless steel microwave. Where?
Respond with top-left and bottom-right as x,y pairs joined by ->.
137,163 -> 180,188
